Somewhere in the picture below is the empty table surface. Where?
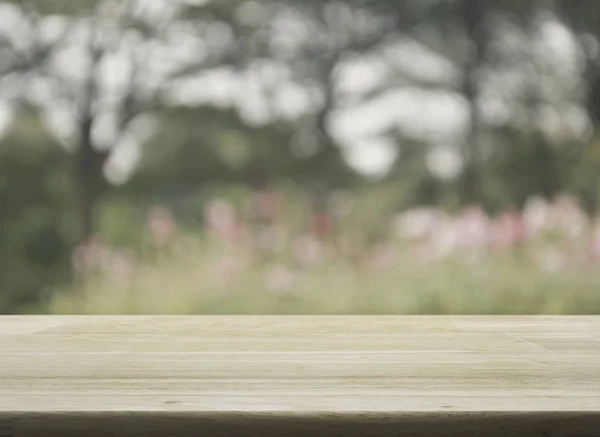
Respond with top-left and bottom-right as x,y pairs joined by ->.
1,316 -> 599,436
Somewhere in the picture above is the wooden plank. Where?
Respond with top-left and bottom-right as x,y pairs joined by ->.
1,316 -> 599,437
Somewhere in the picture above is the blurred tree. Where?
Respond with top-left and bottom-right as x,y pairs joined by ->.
1,0 -> 598,242
177,0 -> 397,235
555,1 -> 600,213
123,104 -> 358,208
0,106 -> 73,313
558,1 -> 600,127
0,0 -> 203,244
419,0 -> 542,205
379,0 -> 583,211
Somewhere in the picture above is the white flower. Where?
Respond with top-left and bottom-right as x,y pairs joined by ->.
523,196 -> 550,237
264,264 -> 296,293
293,235 -> 323,265
394,208 -> 439,240
204,198 -> 236,234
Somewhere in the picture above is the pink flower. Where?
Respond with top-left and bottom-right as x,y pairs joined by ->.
293,235 -> 323,266
588,224 -> 600,262
491,210 -> 525,252
204,198 -> 237,241
233,221 -> 248,244
259,192 -> 283,222
552,194 -> 588,240
311,211 -> 332,240
455,206 -> 490,249
72,237 -> 109,272
248,191 -> 284,224
148,206 -> 177,247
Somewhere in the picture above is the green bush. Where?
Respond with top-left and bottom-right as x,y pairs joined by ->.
0,111 -> 73,313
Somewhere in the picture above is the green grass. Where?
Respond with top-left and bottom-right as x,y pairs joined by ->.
47,239 -> 600,315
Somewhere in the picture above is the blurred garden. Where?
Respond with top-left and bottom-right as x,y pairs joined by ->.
1,0 -> 600,314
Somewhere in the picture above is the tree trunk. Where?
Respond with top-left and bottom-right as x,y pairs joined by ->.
459,0 -> 487,206
76,117 -> 109,246
587,73 -> 600,129
461,75 -> 481,205
305,60 -> 339,241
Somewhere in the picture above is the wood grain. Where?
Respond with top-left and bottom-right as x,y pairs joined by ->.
1,316 -> 599,436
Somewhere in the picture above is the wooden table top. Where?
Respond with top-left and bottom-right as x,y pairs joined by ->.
1,316 -> 600,436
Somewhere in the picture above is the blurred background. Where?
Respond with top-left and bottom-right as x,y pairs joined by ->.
1,0 -> 600,315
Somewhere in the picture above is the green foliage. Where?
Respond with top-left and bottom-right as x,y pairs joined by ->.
0,110 -> 73,313
563,138 -> 600,214
125,105 -> 357,197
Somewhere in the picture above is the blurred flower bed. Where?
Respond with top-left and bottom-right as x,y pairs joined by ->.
48,191 -> 600,315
